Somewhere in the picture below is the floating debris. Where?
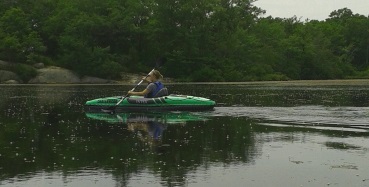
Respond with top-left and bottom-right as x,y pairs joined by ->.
331,165 -> 358,170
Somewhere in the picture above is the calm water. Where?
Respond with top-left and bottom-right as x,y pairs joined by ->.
1,81 -> 369,187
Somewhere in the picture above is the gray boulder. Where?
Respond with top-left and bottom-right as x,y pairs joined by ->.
0,70 -> 22,83
81,76 -> 115,84
29,66 -> 81,84
33,63 -> 45,69
4,80 -> 20,84
0,60 -> 11,67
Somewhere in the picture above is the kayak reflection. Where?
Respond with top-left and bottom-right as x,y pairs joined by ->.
85,111 -> 210,125
85,111 -> 210,149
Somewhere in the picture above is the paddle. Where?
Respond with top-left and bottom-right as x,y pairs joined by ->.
101,57 -> 166,113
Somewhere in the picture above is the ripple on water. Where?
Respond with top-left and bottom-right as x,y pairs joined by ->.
212,106 -> 369,132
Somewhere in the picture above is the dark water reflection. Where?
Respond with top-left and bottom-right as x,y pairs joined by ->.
1,82 -> 369,187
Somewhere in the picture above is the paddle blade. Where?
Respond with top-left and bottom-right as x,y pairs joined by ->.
101,95 -> 126,113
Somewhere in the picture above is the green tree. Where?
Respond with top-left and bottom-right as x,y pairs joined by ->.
327,8 -> 369,71
0,8 -> 46,64
0,1 -> 368,81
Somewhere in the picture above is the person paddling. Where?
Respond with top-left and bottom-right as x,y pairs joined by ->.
127,70 -> 165,98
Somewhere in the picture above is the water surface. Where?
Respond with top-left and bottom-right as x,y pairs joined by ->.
1,81 -> 369,187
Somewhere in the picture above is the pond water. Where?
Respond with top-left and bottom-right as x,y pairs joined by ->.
1,81 -> 369,187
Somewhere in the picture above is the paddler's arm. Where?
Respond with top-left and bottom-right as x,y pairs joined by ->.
127,89 -> 150,96
127,79 -> 153,96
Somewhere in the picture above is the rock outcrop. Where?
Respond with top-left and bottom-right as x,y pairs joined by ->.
0,70 -> 22,84
81,76 -> 116,84
0,60 -> 11,66
28,66 -> 116,84
28,66 -> 81,84
0,60 -> 172,84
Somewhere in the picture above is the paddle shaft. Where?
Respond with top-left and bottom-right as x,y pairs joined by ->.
102,57 -> 166,113
115,68 -> 156,106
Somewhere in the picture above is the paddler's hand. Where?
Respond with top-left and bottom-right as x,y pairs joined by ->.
127,91 -> 132,96
142,76 -> 150,83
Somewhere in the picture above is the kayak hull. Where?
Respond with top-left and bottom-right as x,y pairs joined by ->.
85,94 -> 216,112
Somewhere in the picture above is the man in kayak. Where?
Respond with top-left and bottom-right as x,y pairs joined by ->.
127,70 -> 166,98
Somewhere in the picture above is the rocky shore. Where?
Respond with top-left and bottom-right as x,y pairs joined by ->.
0,60 -> 157,84
27,66 -> 116,84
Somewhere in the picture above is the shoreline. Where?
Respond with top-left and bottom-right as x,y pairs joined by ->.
0,79 -> 368,86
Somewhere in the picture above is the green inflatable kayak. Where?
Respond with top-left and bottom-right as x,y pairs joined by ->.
85,94 -> 216,112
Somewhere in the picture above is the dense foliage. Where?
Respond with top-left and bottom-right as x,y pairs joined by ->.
0,0 -> 368,81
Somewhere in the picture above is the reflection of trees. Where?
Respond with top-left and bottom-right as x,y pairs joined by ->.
0,107 -> 259,187
0,86 -> 79,180
349,90 -> 369,107
2,84 -> 369,186
139,117 -> 258,186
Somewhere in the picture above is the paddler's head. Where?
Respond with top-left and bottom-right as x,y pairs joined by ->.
149,70 -> 163,81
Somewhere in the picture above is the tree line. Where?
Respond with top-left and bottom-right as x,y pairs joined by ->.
0,0 -> 368,82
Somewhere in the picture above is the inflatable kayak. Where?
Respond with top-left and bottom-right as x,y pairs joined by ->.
85,94 -> 216,112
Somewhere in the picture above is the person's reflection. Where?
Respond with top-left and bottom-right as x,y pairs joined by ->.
126,120 -> 167,150
114,113 -> 173,153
